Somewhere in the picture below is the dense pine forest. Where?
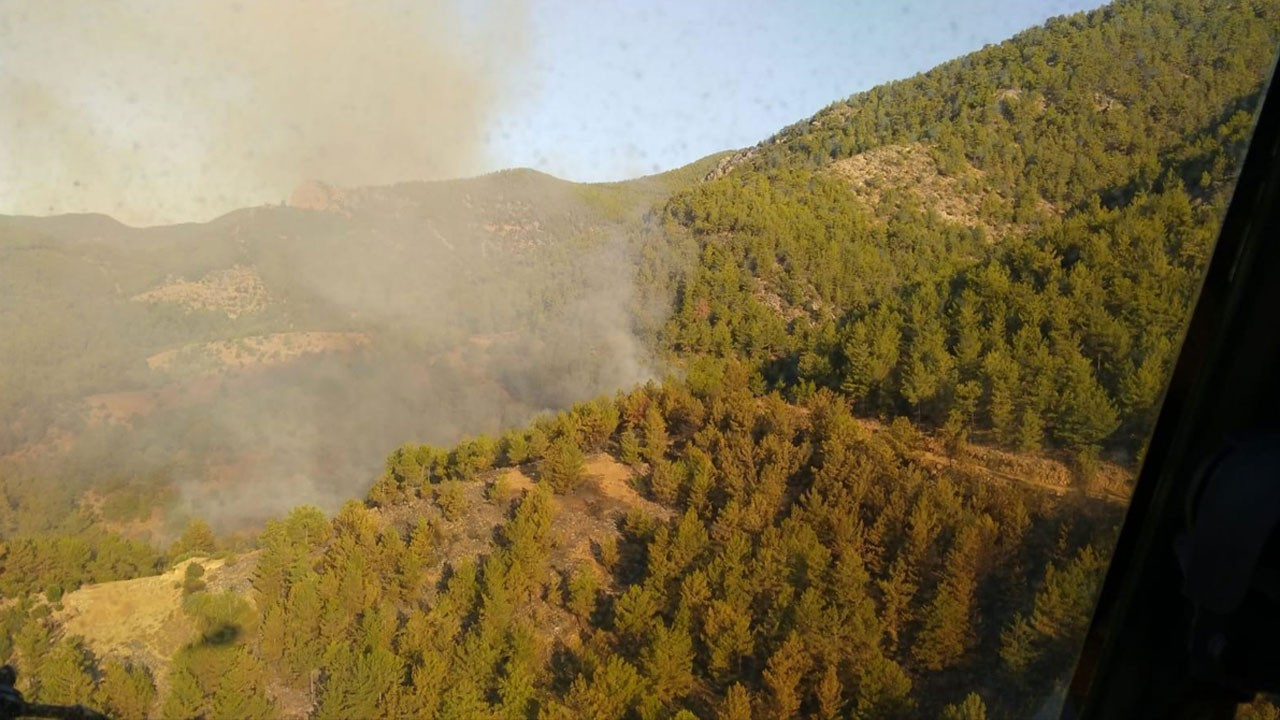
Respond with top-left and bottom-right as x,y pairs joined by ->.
2,0 -> 1280,717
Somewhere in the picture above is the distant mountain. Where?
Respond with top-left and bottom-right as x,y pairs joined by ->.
0,156 -> 724,535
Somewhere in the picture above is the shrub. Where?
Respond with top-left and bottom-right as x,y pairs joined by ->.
182,562 -> 207,595
541,436 -> 585,494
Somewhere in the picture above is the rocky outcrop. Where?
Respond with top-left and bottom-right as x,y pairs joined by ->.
702,147 -> 759,181
287,180 -> 349,212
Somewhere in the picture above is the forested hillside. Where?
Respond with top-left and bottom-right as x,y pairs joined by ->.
2,0 -> 1278,718
0,378 -> 1127,718
651,0 -> 1276,464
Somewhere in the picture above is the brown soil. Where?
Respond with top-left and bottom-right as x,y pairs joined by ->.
582,453 -> 670,522
83,391 -> 159,426
500,467 -> 536,494
0,426 -> 75,465
377,453 -> 670,606
466,331 -> 519,348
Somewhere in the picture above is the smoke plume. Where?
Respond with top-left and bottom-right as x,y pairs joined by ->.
0,0 -> 527,226
0,0 -> 665,535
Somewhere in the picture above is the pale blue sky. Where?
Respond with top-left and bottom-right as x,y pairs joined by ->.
1,0 -> 1108,224
484,0 -> 1106,181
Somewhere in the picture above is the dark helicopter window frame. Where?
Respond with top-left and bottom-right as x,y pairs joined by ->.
1065,52 -> 1280,719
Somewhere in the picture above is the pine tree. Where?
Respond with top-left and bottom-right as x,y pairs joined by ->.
315,645 -> 402,720
1000,614 -> 1039,677
566,565 -> 600,622
434,481 -> 470,522
953,297 -> 984,374
497,624 -> 540,720
815,663 -> 844,720
478,551 -> 514,636
1117,337 -> 1171,425
95,658 -> 156,720
575,397 -> 620,452
398,518 -> 435,599
702,599 -> 754,683
641,622 -> 695,704
763,633 -> 811,718
840,313 -> 901,410
503,430 -> 532,466
982,349 -> 1019,446
210,649 -> 275,720
618,429 -> 643,467
1001,543 -> 1110,688
436,676 -> 489,720
375,527 -> 407,599
852,654 -> 914,719
912,526 -> 980,671
670,508 -> 710,575
36,638 -> 95,706
502,486 -> 556,599
596,534 -> 620,572
541,436 -> 585,493
943,380 -> 982,453
612,584 -> 661,644
1052,350 -> 1121,449
901,320 -> 955,420
395,650 -> 447,719
840,322 -> 876,401
284,574 -> 326,678
163,658 -> 207,720
564,656 -> 643,720
1017,405 -> 1045,452
497,660 -> 537,720
642,404 -> 670,465
258,600 -> 287,664
169,518 -> 218,560
717,683 -> 754,720
649,459 -> 681,505
941,692 -> 988,720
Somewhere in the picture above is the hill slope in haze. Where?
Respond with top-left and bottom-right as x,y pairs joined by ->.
0,158 -> 724,535
1,0 -> 1279,718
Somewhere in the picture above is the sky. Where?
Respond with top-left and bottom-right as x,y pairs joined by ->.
0,0 -> 1106,225
489,0 -> 1107,182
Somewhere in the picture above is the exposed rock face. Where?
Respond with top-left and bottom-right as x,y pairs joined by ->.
288,179 -> 348,212
702,147 -> 759,181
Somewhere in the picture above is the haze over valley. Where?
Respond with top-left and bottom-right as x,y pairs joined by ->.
0,166 -> 700,531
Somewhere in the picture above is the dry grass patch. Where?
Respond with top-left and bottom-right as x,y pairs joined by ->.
831,142 -> 1003,235
852,417 -> 1132,503
582,453 -> 670,522
146,331 -> 371,374
54,555 -> 255,698
132,265 -> 268,319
